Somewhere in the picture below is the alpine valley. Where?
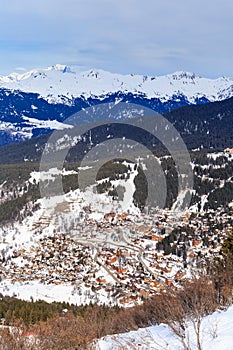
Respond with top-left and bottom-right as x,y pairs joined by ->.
0,65 -> 233,350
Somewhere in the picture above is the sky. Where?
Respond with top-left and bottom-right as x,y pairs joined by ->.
0,0 -> 232,77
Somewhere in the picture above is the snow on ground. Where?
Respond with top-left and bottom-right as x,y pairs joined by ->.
110,164 -> 140,215
207,152 -> 225,161
0,166 -> 141,306
171,190 -> 189,212
0,279 -> 115,306
1,64 -> 233,104
29,168 -> 78,184
22,116 -> 73,130
97,305 -> 233,350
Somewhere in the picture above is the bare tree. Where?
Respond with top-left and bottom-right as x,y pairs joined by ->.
153,277 -> 217,350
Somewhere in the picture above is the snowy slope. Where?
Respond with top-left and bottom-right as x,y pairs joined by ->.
0,64 -> 233,147
1,64 -> 233,104
97,305 -> 233,350
0,163 -> 141,306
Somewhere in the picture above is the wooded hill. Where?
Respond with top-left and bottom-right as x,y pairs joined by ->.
0,96 -> 232,164
0,149 -> 232,224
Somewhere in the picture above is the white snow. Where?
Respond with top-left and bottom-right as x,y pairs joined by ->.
207,152 -> 226,161
0,117 -> 73,141
0,168 -> 140,306
0,64 -> 233,104
21,116 -> 73,130
0,279 -> 114,306
29,168 -> 78,184
97,305 -> 233,350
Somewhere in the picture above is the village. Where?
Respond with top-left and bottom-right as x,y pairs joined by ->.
0,193 -> 232,306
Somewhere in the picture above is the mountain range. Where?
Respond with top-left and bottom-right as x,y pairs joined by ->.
0,65 -> 233,146
0,94 -> 232,165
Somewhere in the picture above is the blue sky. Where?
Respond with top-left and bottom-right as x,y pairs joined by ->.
0,0 -> 232,77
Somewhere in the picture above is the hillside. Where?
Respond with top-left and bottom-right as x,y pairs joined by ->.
0,65 -> 233,145
0,68 -> 232,349
0,149 -> 232,307
0,96 -> 232,165
98,305 -> 233,350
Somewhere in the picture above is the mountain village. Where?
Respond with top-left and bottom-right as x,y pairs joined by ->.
0,187 -> 231,307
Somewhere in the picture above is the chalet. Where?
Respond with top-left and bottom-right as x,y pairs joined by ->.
104,211 -> 116,222
174,270 -> 186,280
106,256 -> 117,265
96,277 -> 106,284
192,239 -> 202,247
224,148 -> 233,154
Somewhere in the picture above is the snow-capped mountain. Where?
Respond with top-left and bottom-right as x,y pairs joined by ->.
1,64 -> 233,104
0,64 -> 233,146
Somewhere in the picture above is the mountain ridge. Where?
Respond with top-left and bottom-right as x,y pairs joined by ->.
0,64 -> 233,146
1,64 -> 233,104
